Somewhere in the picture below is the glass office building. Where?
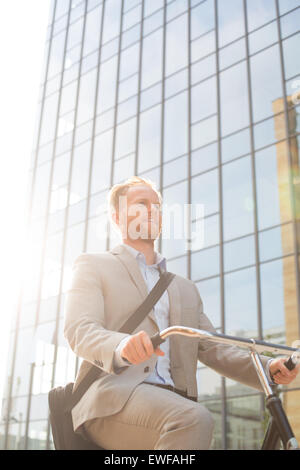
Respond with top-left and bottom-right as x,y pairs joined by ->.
1,0 -> 300,450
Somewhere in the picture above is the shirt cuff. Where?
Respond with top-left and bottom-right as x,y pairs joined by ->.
265,358 -> 276,384
113,335 -> 132,369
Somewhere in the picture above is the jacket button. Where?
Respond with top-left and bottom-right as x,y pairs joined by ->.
144,366 -> 150,373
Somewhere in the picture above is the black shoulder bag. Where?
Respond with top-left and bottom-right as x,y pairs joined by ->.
48,270 -> 175,450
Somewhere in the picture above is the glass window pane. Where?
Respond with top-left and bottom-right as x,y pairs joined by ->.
77,68 -> 97,125
250,45 -> 283,123
248,21 -> 278,55
48,30 -> 67,79
191,76 -> 217,123
40,92 -> 59,146
102,0 -> 122,43
119,42 -> 140,81
191,246 -> 220,280
222,156 -> 254,241
122,23 -> 140,49
143,8 -> 163,36
60,81 -> 77,116
219,38 -> 246,70
161,181 -> 188,258
64,222 -> 85,266
164,91 -> 188,161
192,141 -> 218,175
253,114 -> 283,150
117,95 -> 137,123
87,214 -> 108,252
260,258 -> 287,336
144,0 -> 164,17
50,152 -> 71,213
282,33 -> 300,80
220,62 -> 249,136
246,0 -> 276,32
255,145 -> 292,230
191,30 -> 216,63
217,0 -> 244,47
221,128 -> 251,163
97,56 -> 118,112
167,0 -> 188,22
123,3 -> 142,31
32,162 -> 52,219
191,54 -> 216,85
138,105 -> 161,173
165,13 -> 188,76
141,28 -> 163,90
165,68 -> 188,100
140,82 -> 162,111
113,152 -> 135,183
225,267 -> 258,336
166,255 -> 187,278
195,277 -> 221,328
192,115 -> 217,150
192,169 -> 219,217
67,16 -> 84,50
91,128 -> 113,193
224,235 -> 255,272
163,155 -> 187,187
279,0 -> 300,15
70,140 -> 91,202
259,223 -> 294,262
115,117 -> 137,159
191,0 -> 215,40
191,214 -> 220,251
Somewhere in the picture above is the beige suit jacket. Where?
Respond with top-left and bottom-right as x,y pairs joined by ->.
64,243 -> 269,432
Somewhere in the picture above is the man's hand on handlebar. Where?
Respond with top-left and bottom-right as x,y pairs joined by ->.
269,357 -> 300,385
120,330 -> 164,365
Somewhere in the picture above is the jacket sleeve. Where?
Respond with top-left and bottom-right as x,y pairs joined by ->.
63,253 -> 130,375
193,284 -> 270,391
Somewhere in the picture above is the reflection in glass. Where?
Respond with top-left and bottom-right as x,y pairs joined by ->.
259,223 -> 294,262
191,245 -> 220,280
191,0 -> 215,40
163,155 -> 187,187
119,43 -> 140,81
219,38 -> 245,71
220,62 -> 249,136
225,395 -> 264,450
115,117 -> 137,159
221,128 -> 250,163
77,68 -> 97,126
191,54 -> 216,85
192,115 -> 217,150
102,0 -> 122,43
282,33 -> 300,80
253,115 -> 281,150
138,105 -> 161,174
97,56 -> 118,113
248,21 -> 278,55
217,0 -> 244,47
192,169 -> 219,217
224,235 -> 255,272
161,181 -> 188,259
91,128 -> 113,194
192,141 -> 218,175
224,267 -> 257,336
250,45 -> 283,123
70,140 -> 91,202
164,92 -> 188,161
222,156 -> 254,241
196,276 -> 221,328
255,145 -> 291,230
246,0 -> 276,32
191,76 -> 217,123
165,14 -> 188,77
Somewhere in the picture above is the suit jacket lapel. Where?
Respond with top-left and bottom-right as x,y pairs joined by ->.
167,276 -> 182,368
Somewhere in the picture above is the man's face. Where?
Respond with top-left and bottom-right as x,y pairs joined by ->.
116,185 -> 162,241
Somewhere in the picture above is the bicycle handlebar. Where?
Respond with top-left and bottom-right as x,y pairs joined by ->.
150,326 -> 300,369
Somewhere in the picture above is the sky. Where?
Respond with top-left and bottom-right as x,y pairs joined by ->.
0,0 -> 51,408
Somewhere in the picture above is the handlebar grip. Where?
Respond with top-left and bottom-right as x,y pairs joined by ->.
151,333 -> 165,350
284,356 -> 296,371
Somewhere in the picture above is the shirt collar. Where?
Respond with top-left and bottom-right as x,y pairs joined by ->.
122,243 -> 167,272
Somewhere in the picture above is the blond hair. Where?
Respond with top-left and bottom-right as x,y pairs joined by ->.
107,176 -> 162,218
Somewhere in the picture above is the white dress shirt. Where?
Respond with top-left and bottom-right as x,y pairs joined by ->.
114,243 -> 175,387
113,244 -> 274,386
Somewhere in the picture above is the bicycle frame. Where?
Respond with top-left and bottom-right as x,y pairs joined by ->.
151,326 -> 300,450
